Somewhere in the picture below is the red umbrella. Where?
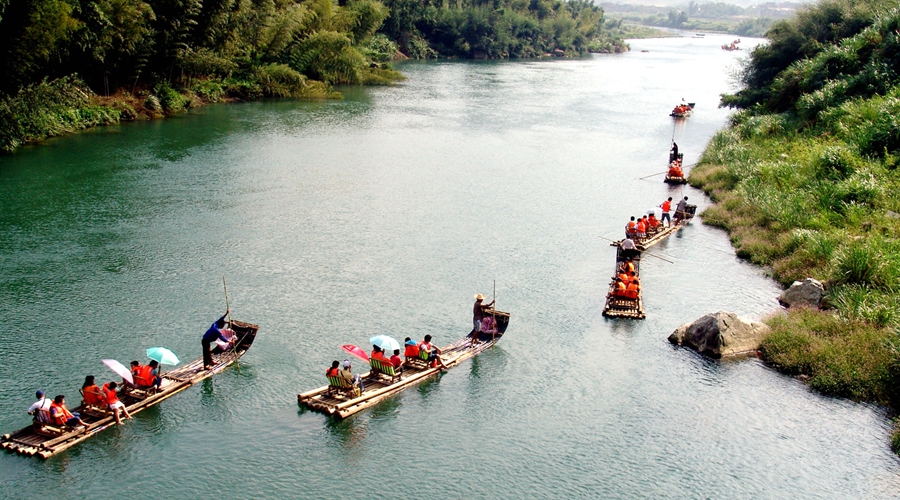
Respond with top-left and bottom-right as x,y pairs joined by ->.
341,344 -> 369,362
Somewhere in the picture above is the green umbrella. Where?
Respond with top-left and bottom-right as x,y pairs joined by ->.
146,347 -> 179,366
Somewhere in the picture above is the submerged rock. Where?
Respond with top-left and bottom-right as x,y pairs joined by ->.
778,278 -> 824,309
668,311 -> 771,358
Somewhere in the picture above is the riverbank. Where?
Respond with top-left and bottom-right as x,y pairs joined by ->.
0,72 -> 366,153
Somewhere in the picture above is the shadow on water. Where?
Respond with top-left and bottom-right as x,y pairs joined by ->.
324,413 -> 367,449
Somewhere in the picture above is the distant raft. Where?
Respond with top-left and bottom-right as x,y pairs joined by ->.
603,246 -> 644,319
1,320 -> 259,459
298,312 -> 510,419
664,151 -> 687,184
670,103 -> 695,117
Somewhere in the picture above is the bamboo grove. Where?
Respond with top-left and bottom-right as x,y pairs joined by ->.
0,0 -> 625,152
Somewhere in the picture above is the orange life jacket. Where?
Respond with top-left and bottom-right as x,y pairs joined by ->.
50,402 -> 74,426
626,221 -> 636,231
133,365 -> 155,388
326,367 -> 339,377
83,385 -> 104,405
102,383 -> 119,405
662,200 -> 671,212
618,273 -> 630,284
625,283 -> 640,299
404,345 -> 419,357
648,216 -> 659,228
614,281 -> 627,297
625,262 -> 635,274
636,220 -> 647,232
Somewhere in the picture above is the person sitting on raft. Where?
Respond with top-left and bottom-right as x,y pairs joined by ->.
102,381 -> 133,425
81,376 -> 105,408
50,395 -> 87,430
27,390 -> 52,424
404,338 -> 419,360
130,360 -> 162,392
371,345 -> 388,363
648,213 -> 660,234
390,349 -> 403,373
419,335 -> 449,369
339,360 -> 363,393
326,360 -> 340,378
668,162 -> 684,178
635,217 -> 647,241
625,216 -> 637,239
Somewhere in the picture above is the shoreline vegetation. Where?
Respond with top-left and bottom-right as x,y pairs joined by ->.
0,0 -> 629,153
689,0 -> 900,450
601,1 -> 805,38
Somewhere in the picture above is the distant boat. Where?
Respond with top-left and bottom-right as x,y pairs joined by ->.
670,102 -> 695,118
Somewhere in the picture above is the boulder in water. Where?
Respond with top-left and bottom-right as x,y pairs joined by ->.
668,311 -> 771,358
778,278 -> 824,309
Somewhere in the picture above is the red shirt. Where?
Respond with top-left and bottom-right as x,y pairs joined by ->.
390,355 -> 402,368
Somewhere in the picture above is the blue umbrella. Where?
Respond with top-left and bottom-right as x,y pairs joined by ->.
369,335 -> 400,352
146,347 -> 180,366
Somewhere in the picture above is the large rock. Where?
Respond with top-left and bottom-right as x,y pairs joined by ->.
668,311 -> 771,358
778,278 -> 825,309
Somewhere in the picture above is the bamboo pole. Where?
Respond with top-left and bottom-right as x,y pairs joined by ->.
223,276 -> 240,374
492,280 -> 496,350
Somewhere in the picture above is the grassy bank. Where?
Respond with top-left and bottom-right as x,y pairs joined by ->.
690,0 -> 900,451
0,68 -> 395,153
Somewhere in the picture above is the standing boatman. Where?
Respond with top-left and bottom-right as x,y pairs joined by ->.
472,293 -> 495,343
202,309 -> 229,370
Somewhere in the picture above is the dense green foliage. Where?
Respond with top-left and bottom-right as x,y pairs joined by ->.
0,0 -> 628,151
0,76 -> 120,152
690,0 -> 900,441
0,0 -> 403,97
378,0 -> 627,58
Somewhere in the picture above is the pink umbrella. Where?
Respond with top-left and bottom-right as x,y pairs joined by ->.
341,344 -> 369,362
101,359 -> 134,385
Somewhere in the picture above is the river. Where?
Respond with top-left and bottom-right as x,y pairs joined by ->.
1,33 -> 898,498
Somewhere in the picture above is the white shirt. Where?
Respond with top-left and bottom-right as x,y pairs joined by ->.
28,397 -> 51,421
621,238 -> 637,250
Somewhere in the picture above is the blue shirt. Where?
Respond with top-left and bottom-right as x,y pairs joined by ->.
202,314 -> 229,342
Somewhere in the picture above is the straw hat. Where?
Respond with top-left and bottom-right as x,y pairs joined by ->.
474,293 -> 485,300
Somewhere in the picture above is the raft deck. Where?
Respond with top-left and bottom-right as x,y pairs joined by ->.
1,320 -> 259,459
298,311 -> 510,419
612,204 -> 696,251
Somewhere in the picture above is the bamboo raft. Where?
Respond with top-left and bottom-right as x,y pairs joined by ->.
298,311 -> 510,419
602,247 -> 645,319
612,204 -> 696,252
664,151 -> 687,184
1,320 -> 259,459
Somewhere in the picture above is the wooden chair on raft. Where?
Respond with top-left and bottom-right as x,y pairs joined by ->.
326,376 -> 359,398
369,358 -> 402,384
79,388 -> 111,419
31,409 -> 66,437
405,347 -> 431,370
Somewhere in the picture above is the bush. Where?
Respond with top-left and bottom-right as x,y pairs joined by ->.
152,82 -> 189,112
0,75 -> 120,152
761,308 -> 895,402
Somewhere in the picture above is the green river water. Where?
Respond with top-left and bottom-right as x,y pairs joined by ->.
1,34 -> 899,498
